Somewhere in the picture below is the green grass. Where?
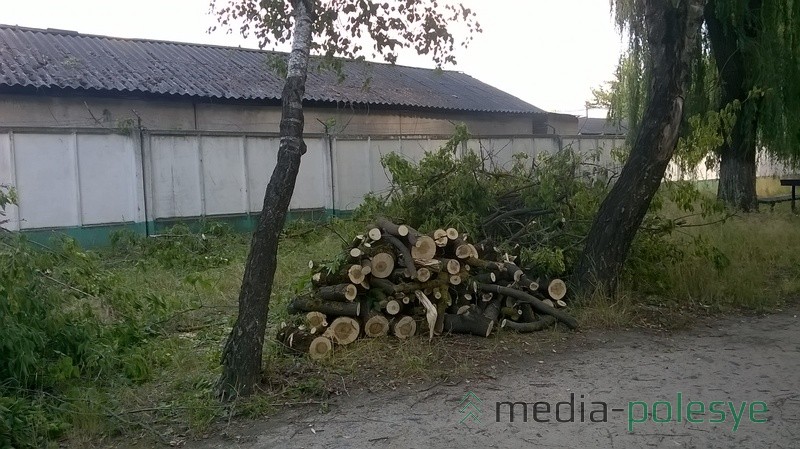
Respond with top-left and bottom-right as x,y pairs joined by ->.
7,177 -> 800,447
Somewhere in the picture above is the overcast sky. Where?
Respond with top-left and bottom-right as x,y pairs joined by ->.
3,0 -> 625,116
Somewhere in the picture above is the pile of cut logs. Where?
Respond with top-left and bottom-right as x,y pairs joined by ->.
278,218 -> 578,360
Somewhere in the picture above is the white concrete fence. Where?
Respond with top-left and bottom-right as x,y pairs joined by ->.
0,129 -> 630,238
4,128 -> 788,241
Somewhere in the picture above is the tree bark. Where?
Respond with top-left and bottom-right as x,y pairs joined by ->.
217,0 -> 315,399
705,0 -> 761,211
572,0 -> 704,300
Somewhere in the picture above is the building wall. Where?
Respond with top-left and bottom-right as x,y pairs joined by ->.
0,93 -> 550,136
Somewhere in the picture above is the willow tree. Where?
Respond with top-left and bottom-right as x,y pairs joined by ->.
209,0 -> 480,398
601,0 -> 800,210
572,0 -> 704,298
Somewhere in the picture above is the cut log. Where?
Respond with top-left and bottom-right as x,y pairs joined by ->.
410,235 -> 437,260
277,325 -> 333,360
384,299 -> 402,315
416,267 -> 432,283
349,247 -> 363,259
363,311 -> 390,338
382,233 -> 416,278
501,315 -> 557,333
305,311 -> 328,329
455,243 -> 473,259
391,315 -> 417,339
288,295 -> 361,317
441,258 -> 461,275
475,283 -> 578,330
446,227 -> 459,240
442,312 -> 494,337
347,265 -> 365,284
545,278 -> 567,301
360,259 -> 372,276
376,217 -> 409,237
324,317 -> 360,345
472,272 -> 496,284
556,299 -> 567,308
371,252 -> 396,279
432,229 -> 449,247
483,297 -> 503,322
503,263 -> 524,283
366,227 -> 382,241
318,283 -> 358,302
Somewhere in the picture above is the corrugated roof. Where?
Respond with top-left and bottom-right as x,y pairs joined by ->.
0,25 -> 545,114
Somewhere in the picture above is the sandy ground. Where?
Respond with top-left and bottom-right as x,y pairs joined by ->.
194,308 -> 800,449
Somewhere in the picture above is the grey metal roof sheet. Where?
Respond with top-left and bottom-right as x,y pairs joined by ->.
0,25 -> 545,114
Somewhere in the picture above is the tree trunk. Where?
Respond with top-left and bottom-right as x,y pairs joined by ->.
216,0 -> 314,399
572,0 -> 704,299
705,0 -> 761,211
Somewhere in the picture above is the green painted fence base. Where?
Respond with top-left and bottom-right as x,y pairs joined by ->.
18,208 -> 350,248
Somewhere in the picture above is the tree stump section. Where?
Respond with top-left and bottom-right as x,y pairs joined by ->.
391,315 -> 417,339
324,317 -> 360,345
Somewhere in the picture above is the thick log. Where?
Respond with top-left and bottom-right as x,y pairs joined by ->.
384,299 -> 402,315
391,315 -> 417,339
442,258 -> 461,275
541,278 -> 567,301
432,229 -> 449,247
416,267 -> 432,283
305,311 -> 328,329
501,315 -> 557,333
277,325 -> 333,360
366,226 -> 382,242
363,311 -> 390,338
475,283 -> 578,330
442,312 -> 494,337
324,317 -> 360,345
347,265 -> 365,284
445,227 -> 459,241
483,297 -> 503,322
410,235 -> 437,260
318,283 -> 358,302
376,217 -> 409,237
371,252 -> 396,279
288,295 -> 361,317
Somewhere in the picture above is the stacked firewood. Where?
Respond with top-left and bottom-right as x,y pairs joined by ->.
277,218 -> 578,359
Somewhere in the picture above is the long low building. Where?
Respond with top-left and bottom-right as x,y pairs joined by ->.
0,25 -> 622,245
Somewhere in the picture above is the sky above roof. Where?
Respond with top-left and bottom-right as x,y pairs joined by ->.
3,0 -> 625,117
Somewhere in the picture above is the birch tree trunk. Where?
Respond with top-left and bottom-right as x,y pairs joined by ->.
217,0 -> 314,399
571,0 -> 704,299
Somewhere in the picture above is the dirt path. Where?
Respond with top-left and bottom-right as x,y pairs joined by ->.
196,309 -> 800,449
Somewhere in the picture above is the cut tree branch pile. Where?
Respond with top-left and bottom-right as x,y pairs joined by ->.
279,218 -> 578,359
